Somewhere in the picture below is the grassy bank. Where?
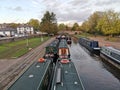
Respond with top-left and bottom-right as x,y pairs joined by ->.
75,33 -> 94,38
0,36 -> 50,59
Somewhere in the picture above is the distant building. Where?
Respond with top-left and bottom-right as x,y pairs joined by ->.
0,23 -> 17,37
0,24 -> 34,37
17,24 -> 34,36
0,23 -> 8,29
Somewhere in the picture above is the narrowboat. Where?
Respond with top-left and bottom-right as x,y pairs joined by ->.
100,46 -> 120,69
56,35 -> 61,41
61,35 -> 66,39
51,60 -> 85,90
57,39 -> 70,59
79,37 -> 100,55
51,39 -> 85,90
44,39 -> 59,63
8,59 -> 54,90
66,36 -> 72,44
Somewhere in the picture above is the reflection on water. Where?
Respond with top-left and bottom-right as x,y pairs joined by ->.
72,37 -> 78,44
101,58 -> 120,81
69,38 -> 120,90
67,43 -> 71,47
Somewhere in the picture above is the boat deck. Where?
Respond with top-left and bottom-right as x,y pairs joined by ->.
8,60 -> 52,90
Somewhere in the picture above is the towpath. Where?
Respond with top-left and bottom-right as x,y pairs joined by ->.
89,36 -> 120,50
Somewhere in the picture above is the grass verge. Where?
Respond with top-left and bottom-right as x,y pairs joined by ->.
75,33 -> 94,38
0,36 -> 50,59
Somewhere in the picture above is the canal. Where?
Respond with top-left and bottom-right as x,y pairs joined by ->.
69,39 -> 120,90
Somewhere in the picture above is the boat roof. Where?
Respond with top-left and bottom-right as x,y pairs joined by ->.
80,37 -> 98,42
51,61 -> 84,90
102,46 -> 120,55
59,39 -> 68,48
46,40 -> 59,47
8,60 -> 52,90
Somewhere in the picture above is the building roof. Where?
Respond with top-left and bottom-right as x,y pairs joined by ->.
0,23 -> 11,29
0,28 -> 16,31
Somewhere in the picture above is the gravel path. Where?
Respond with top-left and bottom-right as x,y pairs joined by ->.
0,37 -> 55,90
89,36 -> 120,50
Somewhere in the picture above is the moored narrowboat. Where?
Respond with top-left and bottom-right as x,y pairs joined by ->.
44,39 -> 59,63
51,39 -> 84,90
100,46 -> 120,69
58,39 -> 70,58
8,59 -> 54,90
56,35 -> 61,41
79,37 -> 100,55
66,36 -> 72,44
61,35 -> 66,39
51,60 -> 85,90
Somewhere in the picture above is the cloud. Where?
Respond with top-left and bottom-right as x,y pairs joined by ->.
1,0 -> 120,23
69,0 -> 89,6
37,0 -> 93,23
92,0 -> 120,13
32,0 -> 92,21
95,0 -> 120,6
56,8 -> 91,22
6,6 -> 23,11
15,0 -> 120,24
31,0 -> 41,7
14,6 -> 23,11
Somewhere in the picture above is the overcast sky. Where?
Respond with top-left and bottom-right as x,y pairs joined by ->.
0,0 -> 120,25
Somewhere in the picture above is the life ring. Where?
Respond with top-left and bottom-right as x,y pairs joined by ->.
60,59 -> 70,64
38,58 -> 45,63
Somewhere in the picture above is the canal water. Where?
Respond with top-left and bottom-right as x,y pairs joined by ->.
69,40 -> 120,90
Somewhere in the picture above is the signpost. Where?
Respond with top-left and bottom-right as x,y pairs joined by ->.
41,32 -> 43,42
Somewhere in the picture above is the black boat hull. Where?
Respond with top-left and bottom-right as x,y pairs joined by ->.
79,38 -> 100,55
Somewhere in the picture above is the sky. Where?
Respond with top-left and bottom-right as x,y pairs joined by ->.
0,0 -> 120,25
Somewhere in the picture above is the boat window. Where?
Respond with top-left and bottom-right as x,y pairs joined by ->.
92,41 -> 98,47
111,52 -> 120,60
59,48 -> 69,56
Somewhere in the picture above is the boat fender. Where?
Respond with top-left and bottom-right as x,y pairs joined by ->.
60,59 -> 70,64
38,58 -> 45,63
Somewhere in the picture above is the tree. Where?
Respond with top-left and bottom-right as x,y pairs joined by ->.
117,20 -> 120,35
81,11 -> 102,34
81,20 -> 90,32
40,11 -> 58,34
9,23 -> 20,28
28,19 -> 40,31
58,23 -> 66,31
81,10 -> 120,36
97,10 -> 120,36
72,23 -> 79,31
88,12 -> 102,34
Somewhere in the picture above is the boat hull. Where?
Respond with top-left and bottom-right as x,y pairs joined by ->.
100,53 -> 120,69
